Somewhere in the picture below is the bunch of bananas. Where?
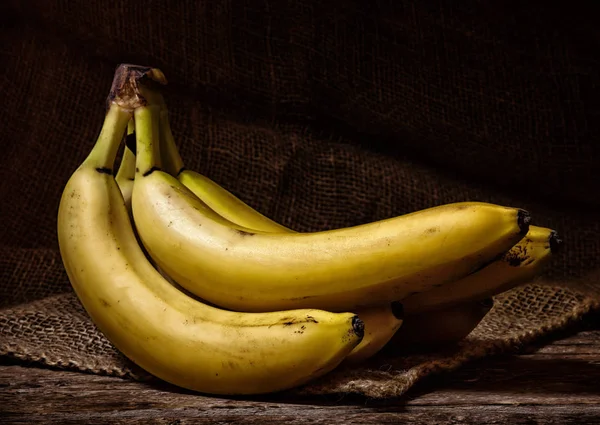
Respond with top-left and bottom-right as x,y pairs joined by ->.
57,65 -> 561,396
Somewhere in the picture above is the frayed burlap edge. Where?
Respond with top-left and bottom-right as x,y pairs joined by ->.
1,279 -> 599,400
294,284 -> 600,398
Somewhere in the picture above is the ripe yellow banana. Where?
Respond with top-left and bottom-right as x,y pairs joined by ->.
402,226 -> 560,314
57,80 -> 363,395
132,92 -> 530,313
155,111 -> 563,361
385,298 -> 494,354
115,121 -> 184,290
116,146 -> 402,367
158,110 -> 292,233
158,117 -> 560,318
156,113 -> 559,317
343,302 -> 404,364
149,105 -> 402,363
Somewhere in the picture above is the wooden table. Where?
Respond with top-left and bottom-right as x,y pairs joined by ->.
2,311 -> 599,424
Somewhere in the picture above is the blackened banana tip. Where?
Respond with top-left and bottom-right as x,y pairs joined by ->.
517,209 -> 531,234
549,231 -> 563,254
352,315 -> 365,339
479,297 -> 494,310
390,301 -> 404,320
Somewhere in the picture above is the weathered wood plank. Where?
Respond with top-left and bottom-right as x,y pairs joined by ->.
1,325 -> 599,424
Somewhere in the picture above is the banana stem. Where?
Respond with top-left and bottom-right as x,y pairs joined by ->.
116,120 -> 136,182
127,118 -> 135,135
131,84 -> 182,175
159,109 -> 185,176
82,103 -> 131,171
134,105 -> 162,175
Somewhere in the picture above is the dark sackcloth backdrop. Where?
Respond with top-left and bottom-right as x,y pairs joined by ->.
1,0 -> 599,398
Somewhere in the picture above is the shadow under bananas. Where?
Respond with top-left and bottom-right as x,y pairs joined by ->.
97,307 -> 599,409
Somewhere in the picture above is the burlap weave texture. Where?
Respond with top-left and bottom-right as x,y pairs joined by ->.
1,0 -> 599,398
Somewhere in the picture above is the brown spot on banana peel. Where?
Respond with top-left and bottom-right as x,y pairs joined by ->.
294,325 -> 307,335
95,167 -> 113,175
424,226 -> 440,234
99,298 -> 111,308
268,315 -> 318,328
236,229 -> 256,237
282,320 -> 295,326
289,295 -> 315,301
503,244 -> 529,267
305,315 -> 318,323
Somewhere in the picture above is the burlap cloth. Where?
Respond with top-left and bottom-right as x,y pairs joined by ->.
2,1 -> 600,399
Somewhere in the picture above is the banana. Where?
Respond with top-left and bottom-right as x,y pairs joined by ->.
117,131 -> 403,367
153,105 -> 402,363
156,115 -> 562,360
402,226 -> 561,314
115,119 -> 184,290
132,88 -> 530,313
118,137 -> 401,366
343,302 -> 404,364
158,113 -> 559,317
57,77 -> 363,395
158,109 -> 292,233
385,298 -> 494,354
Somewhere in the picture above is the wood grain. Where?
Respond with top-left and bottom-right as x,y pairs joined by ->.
2,312 -> 599,424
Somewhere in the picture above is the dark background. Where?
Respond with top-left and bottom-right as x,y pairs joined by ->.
2,0 -> 599,287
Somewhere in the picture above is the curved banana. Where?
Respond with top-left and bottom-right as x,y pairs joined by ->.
158,110 -> 292,233
343,302 -> 404,364
114,121 -> 183,289
154,109 -> 402,363
385,298 -> 494,354
57,92 -> 363,394
402,226 -> 561,314
132,94 -> 530,313
158,117 -> 560,317
114,143 -> 401,367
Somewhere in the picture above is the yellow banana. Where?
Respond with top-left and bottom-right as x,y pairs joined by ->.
115,110 -> 402,365
115,119 -> 183,289
132,87 -> 529,313
402,226 -> 560,314
57,78 -> 363,395
158,110 -> 292,233
385,299 -> 494,354
151,112 -> 402,363
343,302 -> 404,364
158,117 -> 559,317
155,114 -> 561,360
